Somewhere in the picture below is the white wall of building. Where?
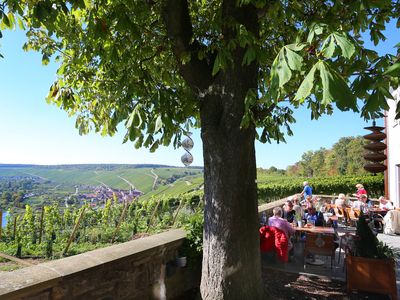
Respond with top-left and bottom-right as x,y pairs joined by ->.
387,88 -> 400,208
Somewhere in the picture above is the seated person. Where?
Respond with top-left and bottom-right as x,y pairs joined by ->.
352,194 -> 369,214
335,193 -> 348,208
301,194 -> 314,210
259,225 -> 289,263
378,196 -> 394,210
268,207 -> 295,250
291,194 -> 300,206
314,196 -> 325,212
282,200 -> 296,223
293,204 -> 304,222
304,206 -> 324,226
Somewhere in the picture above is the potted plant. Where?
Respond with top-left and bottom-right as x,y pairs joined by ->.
346,213 -> 397,299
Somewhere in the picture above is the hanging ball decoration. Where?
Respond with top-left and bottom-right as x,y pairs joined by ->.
181,152 -> 194,167
181,133 -> 194,167
181,136 -> 194,151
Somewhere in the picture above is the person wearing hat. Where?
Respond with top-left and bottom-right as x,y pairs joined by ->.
352,183 -> 367,199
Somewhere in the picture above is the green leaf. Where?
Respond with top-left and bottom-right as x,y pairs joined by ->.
352,75 -> 374,98
333,33 -> 355,59
318,61 -> 357,110
383,62 -> 400,76
17,17 -> 25,30
126,111 -> 135,128
285,48 -> 303,71
377,86 -> 393,100
212,52 -> 221,76
42,54 -> 50,65
321,35 -> 335,58
155,115 -> 163,132
276,50 -> 291,87
7,12 -> 15,28
364,89 -> 389,113
286,43 -> 307,51
294,64 -> 317,102
2,13 -> 10,28
150,140 -> 159,152
242,47 -> 256,66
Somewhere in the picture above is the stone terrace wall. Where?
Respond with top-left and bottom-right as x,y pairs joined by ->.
0,229 -> 200,300
258,198 -> 288,219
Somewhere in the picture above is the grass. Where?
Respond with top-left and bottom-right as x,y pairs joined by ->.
140,175 -> 204,201
0,263 -> 20,272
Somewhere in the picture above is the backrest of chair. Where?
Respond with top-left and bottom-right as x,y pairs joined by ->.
334,207 -> 344,217
345,208 -> 359,219
305,233 -> 335,255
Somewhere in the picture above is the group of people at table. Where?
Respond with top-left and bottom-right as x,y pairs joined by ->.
260,181 -> 396,262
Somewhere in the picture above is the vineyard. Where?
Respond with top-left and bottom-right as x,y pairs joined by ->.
0,192 -> 203,261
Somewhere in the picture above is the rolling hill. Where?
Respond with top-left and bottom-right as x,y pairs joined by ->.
0,164 -> 203,195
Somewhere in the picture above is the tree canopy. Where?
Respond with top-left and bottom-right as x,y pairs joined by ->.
1,1 -> 399,147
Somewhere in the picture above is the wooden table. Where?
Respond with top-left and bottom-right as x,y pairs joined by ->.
294,226 -> 335,234
369,208 -> 389,214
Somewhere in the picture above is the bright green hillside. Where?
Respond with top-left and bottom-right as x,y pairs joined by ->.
0,165 -> 203,194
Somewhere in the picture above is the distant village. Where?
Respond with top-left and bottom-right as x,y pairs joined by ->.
61,186 -> 143,207
75,185 -> 143,207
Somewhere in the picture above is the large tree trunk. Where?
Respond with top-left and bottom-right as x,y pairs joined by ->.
199,74 -> 262,299
162,1 -> 263,298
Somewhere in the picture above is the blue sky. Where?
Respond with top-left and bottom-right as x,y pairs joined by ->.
0,22 -> 398,169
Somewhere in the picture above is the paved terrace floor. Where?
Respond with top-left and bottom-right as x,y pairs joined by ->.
262,230 -> 400,299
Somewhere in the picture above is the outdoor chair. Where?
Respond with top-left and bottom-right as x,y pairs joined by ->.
371,213 -> 385,233
334,207 -> 346,225
337,232 -> 357,270
303,232 -> 336,269
345,208 -> 359,227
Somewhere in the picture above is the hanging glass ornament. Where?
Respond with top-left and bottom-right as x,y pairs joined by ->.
181,152 -> 194,166
181,136 -> 194,151
181,133 -> 194,166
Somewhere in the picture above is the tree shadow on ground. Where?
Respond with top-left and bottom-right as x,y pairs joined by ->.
262,268 -> 391,300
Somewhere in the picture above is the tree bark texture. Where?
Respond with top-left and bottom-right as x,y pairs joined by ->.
199,70 -> 262,300
163,1 -> 263,299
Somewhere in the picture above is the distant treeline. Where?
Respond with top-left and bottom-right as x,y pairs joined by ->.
260,136 -> 368,177
287,136 -> 367,177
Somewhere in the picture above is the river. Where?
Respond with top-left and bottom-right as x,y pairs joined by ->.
1,211 -> 9,228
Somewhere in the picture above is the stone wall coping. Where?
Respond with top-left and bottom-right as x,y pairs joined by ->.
0,229 -> 186,299
258,198 -> 287,215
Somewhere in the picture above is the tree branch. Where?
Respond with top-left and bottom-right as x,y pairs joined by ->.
162,0 -> 213,93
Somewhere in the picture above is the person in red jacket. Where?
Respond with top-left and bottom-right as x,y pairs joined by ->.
259,225 -> 289,262
352,183 -> 367,199
268,207 -> 295,250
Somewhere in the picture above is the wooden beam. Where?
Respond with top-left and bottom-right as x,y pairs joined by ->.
0,252 -> 33,267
